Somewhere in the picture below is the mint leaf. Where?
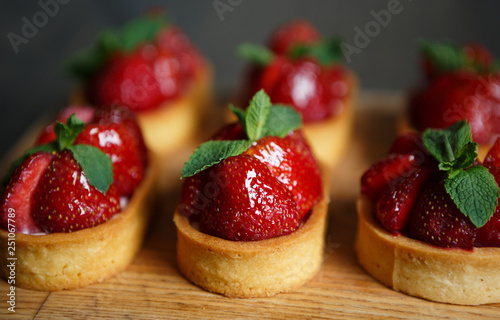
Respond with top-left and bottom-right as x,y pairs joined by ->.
262,105 -> 302,138
67,145 -> 113,193
290,38 -> 343,66
423,120 -> 475,167
229,104 -> 247,130
444,166 -> 499,228
67,13 -> 169,79
182,140 -> 252,178
2,143 -> 57,186
54,114 -> 85,150
420,40 -> 470,76
245,90 -> 271,141
237,43 -> 274,66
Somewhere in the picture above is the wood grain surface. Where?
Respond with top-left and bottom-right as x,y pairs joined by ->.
0,92 -> 499,320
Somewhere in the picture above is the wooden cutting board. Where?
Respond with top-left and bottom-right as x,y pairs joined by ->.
1,92 -> 499,320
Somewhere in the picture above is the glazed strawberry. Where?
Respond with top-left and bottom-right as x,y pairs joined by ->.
199,155 -> 301,241
35,106 -> 96,145
75,122 -> 144,197
410,71 -> 500,144
361,153 -> 420,201
33,150 -> 120,233
0,152 -> 55,234
94,106 -> 148,165
268,20 -> 320,55
375,167 -> 431,233
179,90 -> 318,241
69,12 -> 203,112
409,175 -> 477,250
411,41 -> 500,145
240,21 -> 348,123
245,130 -> 322,217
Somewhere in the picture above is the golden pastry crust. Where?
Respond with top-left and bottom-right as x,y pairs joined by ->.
302,71 -> 357,168
173,181 -> 330,298
0,154 -> 158,291
355,195 -> 500,305
397,110 -> 491,160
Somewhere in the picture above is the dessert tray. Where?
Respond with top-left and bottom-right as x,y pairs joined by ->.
1,92 -> 499,319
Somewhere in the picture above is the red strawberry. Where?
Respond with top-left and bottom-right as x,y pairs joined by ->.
375,167 -> 431,233
389,132 -> 424,155
409,71 -> 500,144
94,106 -> 148,165
35,106 -> 96,146
409,175 -> 477,249
75,122 -> 144,197
250,57 -> 348,123
484,137 -> 500,167
0,152 -> 55,234
178,170 -> 208,223
33,150 -> 121,233
245,130 -> 322,218
464,44 -> 495,72
268,20 -> 320,55
361,153 -> 420,201
86,48 -> 182,112
197,155 -> 301,241
476,165 -> 500,247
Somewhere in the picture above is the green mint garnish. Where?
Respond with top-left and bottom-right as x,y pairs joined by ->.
67,145 -> 113,193
3,114 -> 113,194
181,90 -> 302,178
420,40 -> 499,75
289,38 -> 343,66
422,121 -> 499,227
67,12 -> 170,79
237,43 -> 275,66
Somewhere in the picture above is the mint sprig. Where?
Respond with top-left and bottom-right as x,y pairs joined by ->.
289,38 -> 343,66
181,90 -> 302,178
420,40 -> 499,76
67,12 -> 170,79
422,121 -> 499,227
237,43 -> 275,66
3,114 -> 113,194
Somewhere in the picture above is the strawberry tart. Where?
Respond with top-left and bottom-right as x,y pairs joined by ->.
174,91 -> 329,298
237,20 -> 357,167
356,121 -> 500,305
0,106 -> 156,291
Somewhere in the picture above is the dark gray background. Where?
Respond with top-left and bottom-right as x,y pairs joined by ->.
1,0 -> 499,156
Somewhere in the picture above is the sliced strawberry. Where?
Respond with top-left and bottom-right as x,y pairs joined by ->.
361,153 -> 420,201
35,106 -> 96,146
409,175 -> 477,249
198,155 -> 301,241
33,150 -> 121,233
245,130 -> 322,218
375,167 -> 431,233
484,137 -> 500,167
268,20 -> 320,55
476,165 -> 500,247
75,122 -> 144,197
0,152 -> 55,234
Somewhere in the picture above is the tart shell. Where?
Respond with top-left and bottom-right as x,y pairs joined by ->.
0,154 -> 159,291
355,195 -> 500,305
173,181 -> 330,298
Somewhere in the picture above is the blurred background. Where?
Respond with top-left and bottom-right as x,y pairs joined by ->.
1,0 -> 499,155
